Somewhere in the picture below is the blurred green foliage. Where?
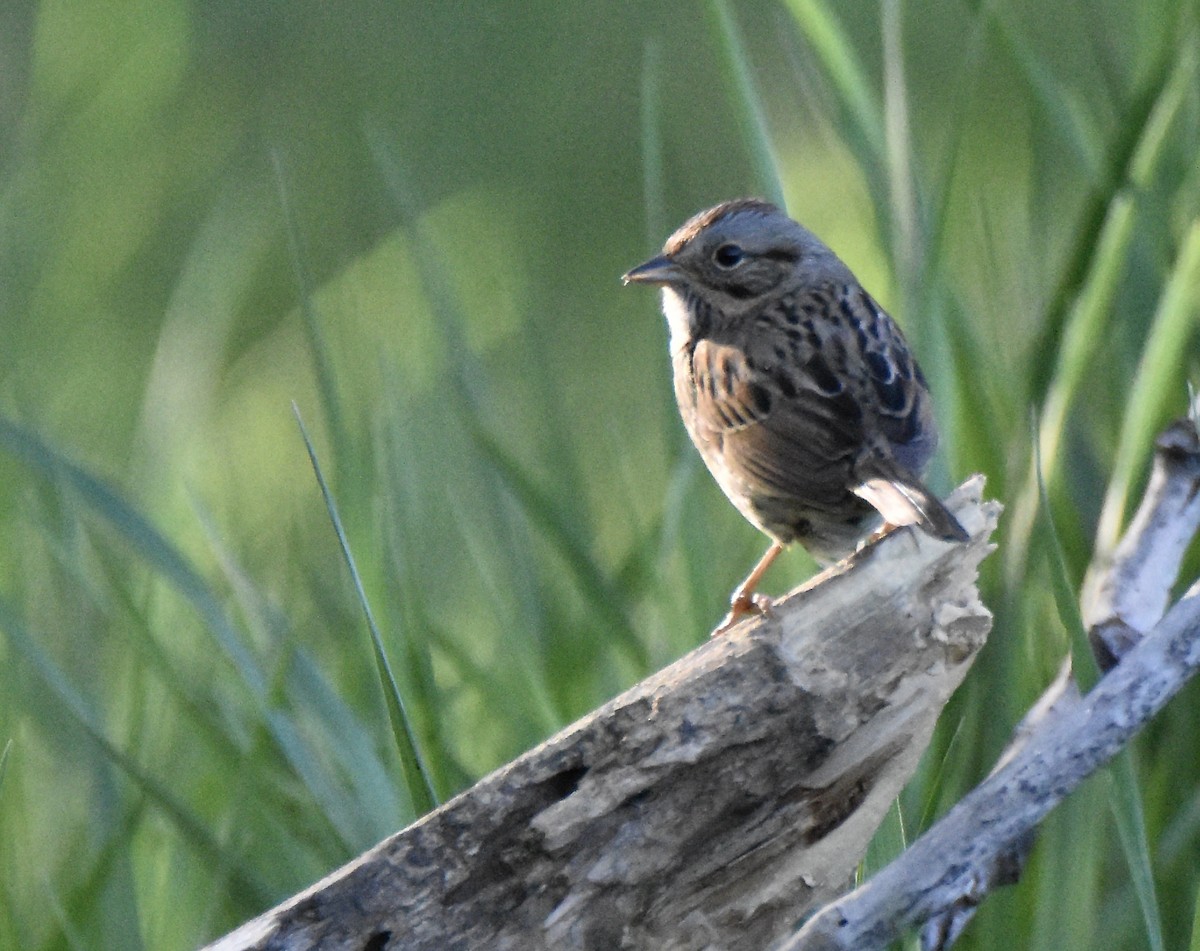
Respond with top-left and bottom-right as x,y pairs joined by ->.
1,0 -> 1199,948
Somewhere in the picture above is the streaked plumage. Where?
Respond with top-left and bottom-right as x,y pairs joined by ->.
624,199 -> 967,631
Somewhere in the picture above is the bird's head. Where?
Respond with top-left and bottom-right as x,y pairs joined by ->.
623,199 -> 851,332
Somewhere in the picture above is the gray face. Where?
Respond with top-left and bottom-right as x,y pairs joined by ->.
672,205 -> 848,301
624,199 -> 856,334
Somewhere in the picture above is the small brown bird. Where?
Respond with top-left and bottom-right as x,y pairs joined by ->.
624,199 -> 967,633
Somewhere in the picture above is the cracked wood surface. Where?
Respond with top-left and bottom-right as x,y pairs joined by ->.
206,477 -> 997,951
787,413 -> 1200,950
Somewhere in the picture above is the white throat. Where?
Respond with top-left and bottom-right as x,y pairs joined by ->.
661,287 -> 693,354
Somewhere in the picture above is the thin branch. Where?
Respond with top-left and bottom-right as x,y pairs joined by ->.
1084,416 -> 1200,668
785,414 -> 1200,951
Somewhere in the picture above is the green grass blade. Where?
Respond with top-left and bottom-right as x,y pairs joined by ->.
1127,36 -> 1199,190
44,883 -> 92,951
0,739 -> 10,792
1030,780 -> 1104,951
914,714 -> 968,833
1190,880 -> 1200,951
1005,193 -> 1136,579
709,0 -> 785,206
0,417 -> 392,854
53,803 -> 147,951
194,500 -> 408,826
363,119 -> 490,416
0,598 -> 273,908
1009,35 -> 1199,567
987,9 -> 1103,177
293,403 -> 438,815
1018,14 -> 1192,400
862,796 -> 907,880
1032,412 -> 1098,691
1108,751 -> 1166,951
880,0 -> 920,303
1095,217 -> 1200,552
442,502 -> 564,730
0,416 -> 265,694
271,148 -> 350,479
466,420 -> 648,670
1036,193 -> 1136,478
287,648 -> 417,834
366,129 -> 601,684
780,0 -> 885,166
1035,409 -> 1163,948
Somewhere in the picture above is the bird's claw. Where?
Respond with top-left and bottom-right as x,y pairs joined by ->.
858,521 -> 899,550
713,593 -> 774,637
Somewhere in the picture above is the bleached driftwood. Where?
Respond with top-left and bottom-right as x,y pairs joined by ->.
205,477 -> 998,951
786,415 -> 1200,951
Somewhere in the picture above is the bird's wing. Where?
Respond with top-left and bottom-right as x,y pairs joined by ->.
828,288 -> 965,539
688,337 -> 772,431
686,283 -> 964,540
687,336 -> 864,509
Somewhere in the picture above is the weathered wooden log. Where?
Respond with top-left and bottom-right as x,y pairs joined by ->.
206,477 -> 997,951
788,414 -> 1200,951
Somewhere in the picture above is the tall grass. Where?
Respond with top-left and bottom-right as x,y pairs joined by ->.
1,1 -> 1198,949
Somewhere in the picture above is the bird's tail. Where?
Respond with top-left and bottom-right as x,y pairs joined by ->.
852,454 -> 969,543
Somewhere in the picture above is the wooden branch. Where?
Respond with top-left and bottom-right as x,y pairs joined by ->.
204,478 -> 998,951
1083,418 -> 1200,668
786,414 -> 1200,951
917,413 -> 1200,950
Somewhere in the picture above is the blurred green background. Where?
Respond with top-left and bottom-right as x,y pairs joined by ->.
2,0 -> 1199,948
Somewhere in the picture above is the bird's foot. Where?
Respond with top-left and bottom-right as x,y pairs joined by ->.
859,521 -> 899,549
713,541 -> 784,636
713,592 -> 774,637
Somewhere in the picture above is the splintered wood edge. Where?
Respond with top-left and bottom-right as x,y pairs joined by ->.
785,589 -> 1200,951
205,476 -> 998,951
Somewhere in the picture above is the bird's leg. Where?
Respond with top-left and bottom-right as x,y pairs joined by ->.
714,541 -> 784,636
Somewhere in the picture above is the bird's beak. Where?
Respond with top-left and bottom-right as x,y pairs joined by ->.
622,255 -> 683,286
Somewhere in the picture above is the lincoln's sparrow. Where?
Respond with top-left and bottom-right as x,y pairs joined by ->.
624,199 -> 967,633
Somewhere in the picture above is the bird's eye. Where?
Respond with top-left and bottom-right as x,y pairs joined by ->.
713,243 -> 744,268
